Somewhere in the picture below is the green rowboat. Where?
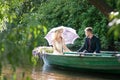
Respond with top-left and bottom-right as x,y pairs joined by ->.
39,51 -> 120,74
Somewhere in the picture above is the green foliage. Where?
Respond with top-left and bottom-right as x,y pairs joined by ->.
0,0 -> 120,79
105,0 -> 120,11
105,0 -> 120,40
108,11 -> 120,40
0,0 -> 119,69
37,0 -> 108,50
31,55 -> 39,66
0,0 -> 47,67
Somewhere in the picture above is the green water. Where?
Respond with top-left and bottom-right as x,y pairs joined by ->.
1,60 -> 120,80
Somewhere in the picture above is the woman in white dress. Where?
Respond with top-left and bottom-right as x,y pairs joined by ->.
52,28 -> 71,55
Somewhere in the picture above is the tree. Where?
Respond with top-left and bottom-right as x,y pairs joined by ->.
88,0 -> 120,50
88,0 -> 113,18
0,0 -> 47,66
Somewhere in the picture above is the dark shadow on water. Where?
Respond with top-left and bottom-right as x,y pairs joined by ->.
37,64 -> 120,80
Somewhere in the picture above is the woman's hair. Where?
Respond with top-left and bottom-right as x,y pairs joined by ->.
52,29 -> 63,40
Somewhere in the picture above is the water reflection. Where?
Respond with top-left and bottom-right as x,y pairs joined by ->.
1,65 -> 32,80
1,64 -> 120,80
32,64 -> 120,80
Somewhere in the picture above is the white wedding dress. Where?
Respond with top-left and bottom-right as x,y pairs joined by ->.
53,41 -> 63,55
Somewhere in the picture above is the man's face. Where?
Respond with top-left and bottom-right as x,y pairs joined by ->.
85,31 -> 90,37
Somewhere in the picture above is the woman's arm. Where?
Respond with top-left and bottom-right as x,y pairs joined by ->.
62,39 -> 71,52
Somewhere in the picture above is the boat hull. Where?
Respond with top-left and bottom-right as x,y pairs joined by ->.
40,52 -> 120,74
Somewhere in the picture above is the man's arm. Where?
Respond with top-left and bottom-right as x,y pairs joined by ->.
78,38 -> 87,52
95,38 -> 101,53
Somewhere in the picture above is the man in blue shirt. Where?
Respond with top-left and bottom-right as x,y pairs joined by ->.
78,27 -> 101,53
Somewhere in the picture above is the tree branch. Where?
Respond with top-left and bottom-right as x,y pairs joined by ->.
88,0 -> 114,18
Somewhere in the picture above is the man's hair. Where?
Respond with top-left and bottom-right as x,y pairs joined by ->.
84,27 -> 92,32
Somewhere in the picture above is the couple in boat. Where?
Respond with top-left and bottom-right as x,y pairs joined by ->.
51,27 -> 100,55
